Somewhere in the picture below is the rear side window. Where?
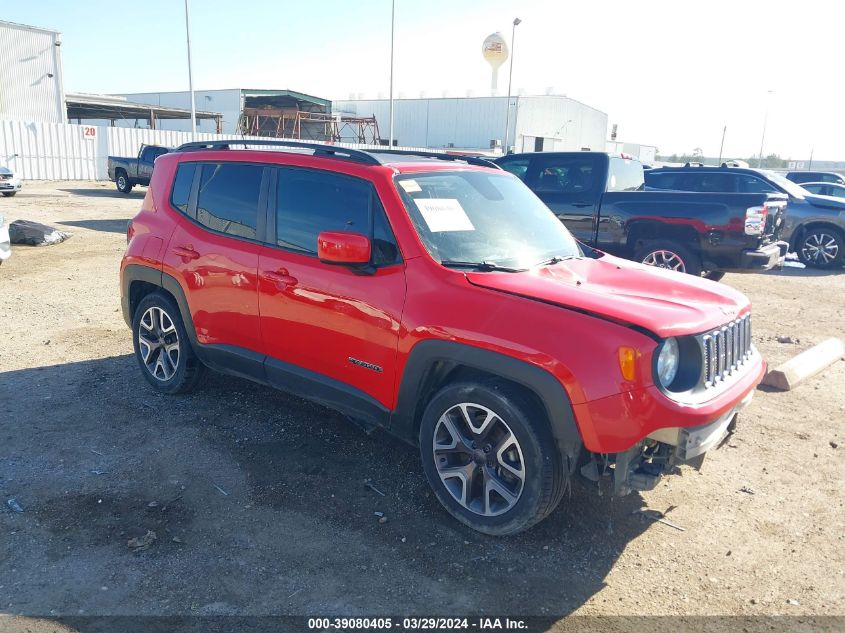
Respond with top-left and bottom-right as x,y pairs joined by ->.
170,163 -> 196,213
674,173 -> 736,192
196,163 -> 264,240
645,171 -> 678,189
607,157 -> 644,191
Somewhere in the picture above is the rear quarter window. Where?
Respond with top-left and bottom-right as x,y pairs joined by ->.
170,163 -> 196,213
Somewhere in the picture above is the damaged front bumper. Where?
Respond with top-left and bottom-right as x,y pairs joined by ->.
581,390 -> 754,496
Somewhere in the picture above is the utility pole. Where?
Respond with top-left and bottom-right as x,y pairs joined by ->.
184,0 -> 197,138
757,90 -> 773,168
388,0 -> 395,147
717,125 -> 726,165
503,17 -> 521,154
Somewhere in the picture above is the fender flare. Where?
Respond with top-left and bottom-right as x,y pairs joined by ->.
122,264 -> 199,348
389,340 -> 582,460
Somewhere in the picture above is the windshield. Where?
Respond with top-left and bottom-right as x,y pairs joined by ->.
395,170 -> 581,269
762,171 -> 807,198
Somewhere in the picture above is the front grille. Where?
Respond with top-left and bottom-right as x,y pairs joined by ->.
699,314 -> 752,388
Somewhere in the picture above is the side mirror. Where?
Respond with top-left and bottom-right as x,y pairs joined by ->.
317,231 -> 371,265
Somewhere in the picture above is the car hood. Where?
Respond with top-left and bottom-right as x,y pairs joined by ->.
465,255 -> 750,338
802,193 -> 845,210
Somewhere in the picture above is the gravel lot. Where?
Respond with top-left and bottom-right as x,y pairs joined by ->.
1,182 -> 843,629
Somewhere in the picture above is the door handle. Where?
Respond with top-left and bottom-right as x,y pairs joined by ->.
172,245 -> 200,261
572,201 -> 592,208
263,268 -> 298,289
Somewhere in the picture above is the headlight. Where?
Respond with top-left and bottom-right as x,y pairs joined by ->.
656,337 -> 679,387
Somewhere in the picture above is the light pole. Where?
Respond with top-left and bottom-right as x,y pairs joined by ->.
757,90 -> 773,168
503,17 -> 521,154
717,124 -> 726,165
388,0 -> 395,147
184,0 -> 196,138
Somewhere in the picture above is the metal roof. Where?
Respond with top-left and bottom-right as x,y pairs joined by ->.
66,92 -> 221,121
241,89 -> 331,108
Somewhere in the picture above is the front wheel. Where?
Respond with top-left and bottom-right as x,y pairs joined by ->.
797,228 -> 844,269
116,171 -> 133,194
635,241 -> 702,276
419,381 -> 565,535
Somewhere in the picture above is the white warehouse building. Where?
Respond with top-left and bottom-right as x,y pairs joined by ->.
334,94 -> 608,153
0,20 -> 67,124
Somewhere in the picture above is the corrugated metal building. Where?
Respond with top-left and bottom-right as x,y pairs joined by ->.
334,95 -> 608,153
0,20 -> 67,124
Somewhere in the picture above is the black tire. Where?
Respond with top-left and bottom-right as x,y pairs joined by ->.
419,380 -> 565,536
635,240 -> 702,276
116,171 -> 133,194
2,192 -> 17,197
703,271 -> 726,282
796,227 -> 844,269
132,292 -> 205,394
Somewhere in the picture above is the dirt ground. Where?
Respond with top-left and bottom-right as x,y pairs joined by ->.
1,181 -> 843,629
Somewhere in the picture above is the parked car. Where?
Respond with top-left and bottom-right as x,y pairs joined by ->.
495,152 -> 788,281
0,212 -> 10,264
0,166 -> 22,197
800,182 -> 845,199
646,164 -> 845,268
785,171 -> 845,185
107,144 -> 170,194
121,140 -> 765,535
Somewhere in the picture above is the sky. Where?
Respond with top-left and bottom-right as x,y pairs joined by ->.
5,0 -> 844,160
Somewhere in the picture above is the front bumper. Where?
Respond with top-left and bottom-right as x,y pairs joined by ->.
0,178 -> 22,192
735,240 -> 788,272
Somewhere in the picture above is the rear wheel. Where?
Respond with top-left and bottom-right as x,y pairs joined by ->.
797,228 -> 844,269
132,292 -> 205,394
116,171 -> 133,194
635,241 -> 702,276
419,380 -> 564,535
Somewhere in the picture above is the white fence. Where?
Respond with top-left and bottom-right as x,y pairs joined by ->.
0,119 -> 437,181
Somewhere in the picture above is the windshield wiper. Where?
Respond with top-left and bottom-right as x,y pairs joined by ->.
440,260 -> 527,272
532,255 -> 579,267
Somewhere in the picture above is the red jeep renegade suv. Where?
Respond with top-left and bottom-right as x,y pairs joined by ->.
121,140 -> 765,535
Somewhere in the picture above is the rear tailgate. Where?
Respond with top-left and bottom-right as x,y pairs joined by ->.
761,193 -> 788,244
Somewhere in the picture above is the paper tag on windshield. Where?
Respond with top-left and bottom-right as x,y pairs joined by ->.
399,179 -> 422,193
415,198 -> 474,232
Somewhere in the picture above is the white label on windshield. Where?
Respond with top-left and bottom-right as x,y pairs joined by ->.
415,198 -> 475,232
399,179 -> 422,193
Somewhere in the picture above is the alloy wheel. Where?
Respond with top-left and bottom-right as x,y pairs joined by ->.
138,306 -> 180,381
432,402 -> 525,516
801,232 -> 840,265
642,249 -> 686,273
117,176 -> 127,190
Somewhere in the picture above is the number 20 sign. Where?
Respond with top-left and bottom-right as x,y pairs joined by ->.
82,125 -> 98,141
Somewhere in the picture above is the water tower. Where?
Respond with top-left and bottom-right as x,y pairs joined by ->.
482,32 -> 509,94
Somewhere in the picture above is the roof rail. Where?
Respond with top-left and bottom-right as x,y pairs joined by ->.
371,149 -> 502,169
175,139 -> 381,165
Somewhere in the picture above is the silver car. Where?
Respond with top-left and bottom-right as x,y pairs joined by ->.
0,166 -> 22,197
0,213 -> 11,264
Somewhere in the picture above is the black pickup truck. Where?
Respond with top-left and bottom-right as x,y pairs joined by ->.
496,152 -> 788,280
107,144 -> 169,194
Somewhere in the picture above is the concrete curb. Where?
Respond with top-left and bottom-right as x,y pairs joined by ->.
762,337 -> 845,391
